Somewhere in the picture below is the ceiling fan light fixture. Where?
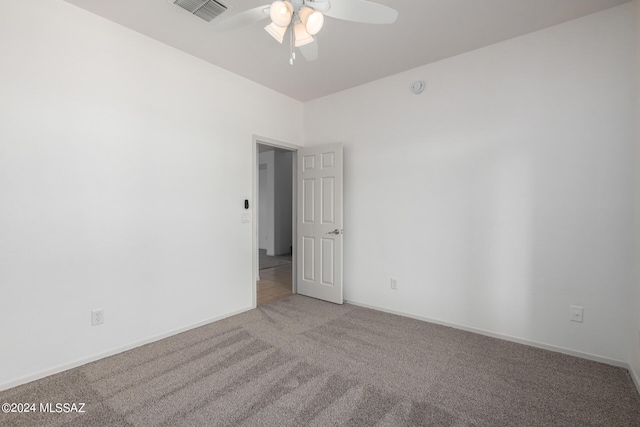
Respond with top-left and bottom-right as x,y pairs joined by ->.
299,7 -> 324,36
265,21 -> 288,43
294,22 -> 314,47
269,1 -> 293,27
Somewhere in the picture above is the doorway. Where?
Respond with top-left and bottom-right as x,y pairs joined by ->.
256,141 -> 295,306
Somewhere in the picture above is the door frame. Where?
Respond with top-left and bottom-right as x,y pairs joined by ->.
252,135 -> 302,308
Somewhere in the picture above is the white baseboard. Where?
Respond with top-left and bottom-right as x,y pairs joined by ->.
344,299 -> 629,369
5,300 -> 637,394
0,305 -> 254,392
631,363 -> 640,395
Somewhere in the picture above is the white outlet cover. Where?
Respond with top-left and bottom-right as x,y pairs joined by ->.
91,309 -> 104,326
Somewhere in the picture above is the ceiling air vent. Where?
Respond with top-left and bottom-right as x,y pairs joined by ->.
174,0 -> 227,22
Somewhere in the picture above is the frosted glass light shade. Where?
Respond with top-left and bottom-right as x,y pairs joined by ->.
265,22 -> 287,43
269,1 -> 293,27
294,22 -> 314,47
299,7 -> 324,35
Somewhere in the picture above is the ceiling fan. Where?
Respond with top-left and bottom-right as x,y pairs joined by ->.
212,0 -> 398,64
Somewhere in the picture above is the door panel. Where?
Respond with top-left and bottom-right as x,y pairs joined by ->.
302,236 -> 315,281
303,179 -> 315,223
296,143 -> 343,304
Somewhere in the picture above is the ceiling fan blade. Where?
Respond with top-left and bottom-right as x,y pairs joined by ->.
212,5 -> 269,31
299,40 -> 319,61
323,0 -> 398,24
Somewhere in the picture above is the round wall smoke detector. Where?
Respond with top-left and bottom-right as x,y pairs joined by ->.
410,80 -> 425,94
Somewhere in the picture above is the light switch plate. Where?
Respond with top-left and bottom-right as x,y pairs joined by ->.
570,306 -> 583,323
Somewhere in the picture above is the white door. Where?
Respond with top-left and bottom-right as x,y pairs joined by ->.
296,143 -> 343,304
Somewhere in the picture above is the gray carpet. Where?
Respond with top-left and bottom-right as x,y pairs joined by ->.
1,295 -> 639,426
259,249 -> 292,270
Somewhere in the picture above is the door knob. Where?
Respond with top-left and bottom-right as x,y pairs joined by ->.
327,229 -> 342,235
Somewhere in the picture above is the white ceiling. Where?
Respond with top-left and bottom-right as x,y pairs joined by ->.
63,0 -> 629,102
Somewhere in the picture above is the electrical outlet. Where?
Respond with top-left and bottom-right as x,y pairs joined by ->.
91,309 -> 104,326
569,306 -> 583,323
390,279 -> 398,290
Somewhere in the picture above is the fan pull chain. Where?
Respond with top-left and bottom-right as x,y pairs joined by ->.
289,25 -> 294,65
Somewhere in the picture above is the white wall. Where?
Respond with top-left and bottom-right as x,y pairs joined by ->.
258,149 -> 293,256
274,151 -> 293,256
258,151 -> 275,253
631,0 -> 640,386
305,4 -> 635,364
0,0 -> 303,389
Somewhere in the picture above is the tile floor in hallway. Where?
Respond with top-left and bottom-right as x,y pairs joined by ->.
257,262 -> 293,306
